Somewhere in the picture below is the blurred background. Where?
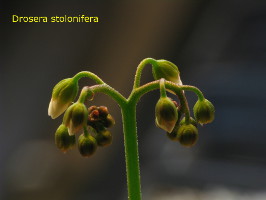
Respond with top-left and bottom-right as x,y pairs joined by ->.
1,0 -> 266,199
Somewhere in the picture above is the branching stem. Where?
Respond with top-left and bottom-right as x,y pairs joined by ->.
72,59 -> 205,200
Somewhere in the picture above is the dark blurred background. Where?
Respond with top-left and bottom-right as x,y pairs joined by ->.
1,0 -> 266,199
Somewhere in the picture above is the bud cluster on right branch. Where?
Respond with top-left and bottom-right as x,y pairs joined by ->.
152,60 -> 215,147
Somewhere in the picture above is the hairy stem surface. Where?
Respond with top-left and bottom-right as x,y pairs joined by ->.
121,103 -> 142,200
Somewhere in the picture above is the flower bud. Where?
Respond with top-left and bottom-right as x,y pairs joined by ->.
78,134 -> 97,157
152,60 -> 182,84
95,129 -> 112,147
87,106 -> 115,131
193,99 -> 215,124
55,124 -> 75,152
63,102 -> 88,135
98,106 -> 109,118
155,97 -> 178,133
177,124 -> 198,147
180,117 -> 197,127
48,78 -> 78,119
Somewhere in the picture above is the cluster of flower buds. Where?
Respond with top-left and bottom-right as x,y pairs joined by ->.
54,105 -> 115,157
49,77 -> 115,157
77,105 -> 115,157
152,60 -> 214,147
156,95 -> 214,147
87,106 -> 115,147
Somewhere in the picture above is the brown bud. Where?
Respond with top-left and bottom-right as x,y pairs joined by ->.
98,106 -> 109,118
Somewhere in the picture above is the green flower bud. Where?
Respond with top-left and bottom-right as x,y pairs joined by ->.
55,124 -> 75,152
152,60 -> 182,84
95,129 -> 112,147
78,134 -> 97,157
48,78 -> 78,119
155,97 -> 178,133
180,117 -> 197,127
177,124 -> 198,147
193,99 -> 215,124
167,117 -> 196,141
63,102 -> 88,135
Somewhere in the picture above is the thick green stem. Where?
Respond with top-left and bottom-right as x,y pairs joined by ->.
121,103 -> 141,200
85,83 -> 141,199
78,77 -> 204,200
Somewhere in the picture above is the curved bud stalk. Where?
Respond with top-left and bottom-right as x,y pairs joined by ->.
48,78 -> 78,119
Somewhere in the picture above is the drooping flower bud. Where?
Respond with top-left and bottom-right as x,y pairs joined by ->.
63,102 -> 88,135
152,60 -> 182,84
78,134 -> 97,157
48,78 -> 78,119
177,124 -> 198,147
180,117 -> 197,127
95,129 -> 112,147
167,117 -> 197,141
155,97 -> 178,133
193,99 -> 215,124
55,124 -> 76,152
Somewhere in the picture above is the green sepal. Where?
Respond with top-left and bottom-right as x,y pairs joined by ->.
177,124 -> 198,147
78,134 -> 97,157
155,96 -> 178,133
55,124 -> 76,152
152,60 -> 182,84
193,99 -> 215,124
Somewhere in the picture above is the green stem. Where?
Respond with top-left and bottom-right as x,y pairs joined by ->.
131,80 -> 204,103
180,85 -> 205,101
175,89 -> 190,124
159,79 -> 167,98
83,125 -> 89,137
78,86 -> 94,103
89,84 -> 127,107
73,71 -> 105,84
130,80 -> 205,125
133,58 -> 157,89
121,103 -> 142,200
80,79 -> 204,200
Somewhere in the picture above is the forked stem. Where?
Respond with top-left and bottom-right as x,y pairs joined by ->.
73,62 -> 205,200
